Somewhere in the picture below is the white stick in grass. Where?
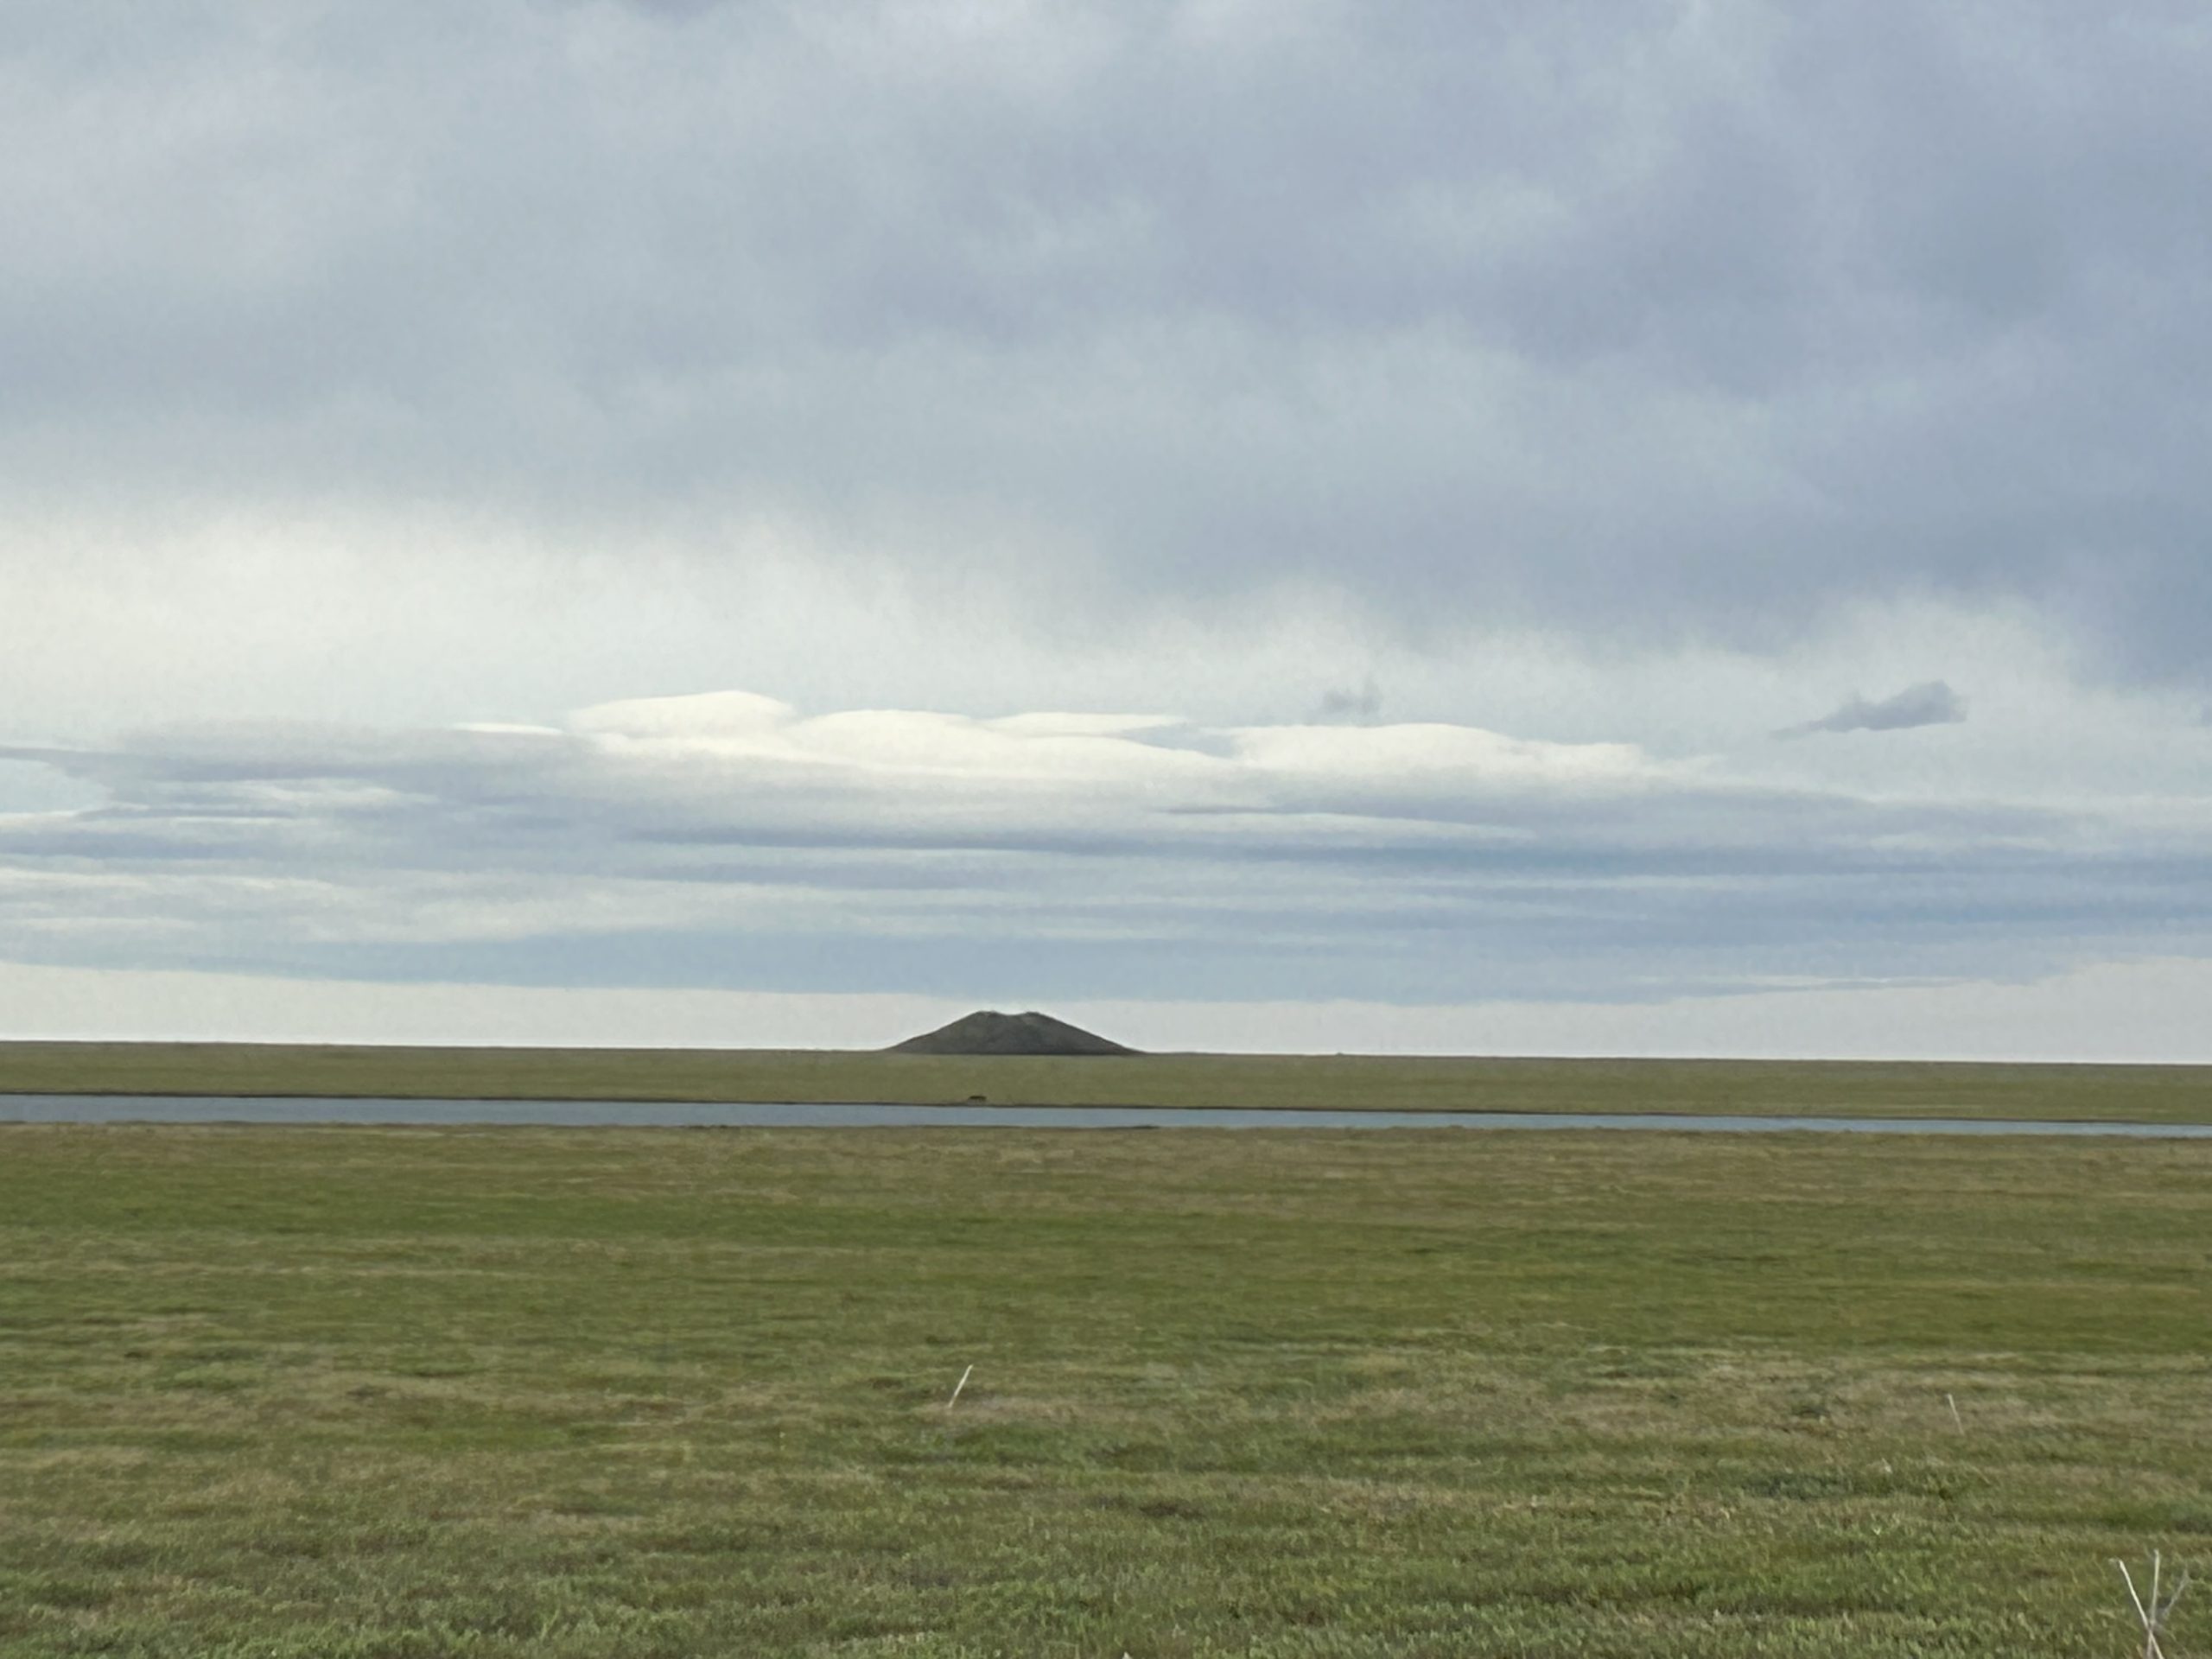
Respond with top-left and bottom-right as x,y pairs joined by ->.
2116,1551 -> 2190,1659
945,1363 -> 974,1410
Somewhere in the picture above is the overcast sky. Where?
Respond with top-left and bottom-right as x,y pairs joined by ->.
5,0 -> 2210,1056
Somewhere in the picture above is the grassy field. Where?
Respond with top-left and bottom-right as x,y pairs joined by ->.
3,1041 -> 2209,1122
2,1125 -> 2207,1656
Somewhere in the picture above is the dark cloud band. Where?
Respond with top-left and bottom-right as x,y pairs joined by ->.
3,1 -> 2209,675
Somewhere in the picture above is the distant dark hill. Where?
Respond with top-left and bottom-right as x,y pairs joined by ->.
888,1011 -> 1139,1057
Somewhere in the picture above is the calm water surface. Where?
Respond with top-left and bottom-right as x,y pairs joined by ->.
3,1096 -> 2209,1135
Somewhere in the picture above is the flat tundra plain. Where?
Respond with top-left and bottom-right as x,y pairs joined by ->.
5,1042 -> 2212,1121
3,1117 -> 2208,1656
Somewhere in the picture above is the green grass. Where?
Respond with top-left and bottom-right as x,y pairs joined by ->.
4,1042 -> 2209,1121
2,1125 -> 2208,1656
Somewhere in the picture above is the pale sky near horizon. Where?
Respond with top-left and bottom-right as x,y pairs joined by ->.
5,1 -> 2210,1058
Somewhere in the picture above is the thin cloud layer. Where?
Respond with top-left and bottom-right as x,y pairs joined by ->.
3,690 -> 2206,1006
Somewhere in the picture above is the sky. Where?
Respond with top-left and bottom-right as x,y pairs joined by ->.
4,0 -> 2210,1057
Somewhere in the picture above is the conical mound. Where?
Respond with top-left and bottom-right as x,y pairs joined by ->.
887,1010 -> 1138,1057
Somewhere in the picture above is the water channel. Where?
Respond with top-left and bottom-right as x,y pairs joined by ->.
4,1095 -> 2209,1135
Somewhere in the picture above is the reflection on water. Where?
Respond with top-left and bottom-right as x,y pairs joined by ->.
3,1096 -> 2209,1136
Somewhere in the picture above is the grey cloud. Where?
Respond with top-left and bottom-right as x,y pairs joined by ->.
1778,680 -> 1968,738
6,2 -> 2212,677
3,691 -> 2207,1004
1313,677 -> 1382,724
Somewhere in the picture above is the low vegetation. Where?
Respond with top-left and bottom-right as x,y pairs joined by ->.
4,1042 -> 2210,1121
2,1125 -> 2206,1656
